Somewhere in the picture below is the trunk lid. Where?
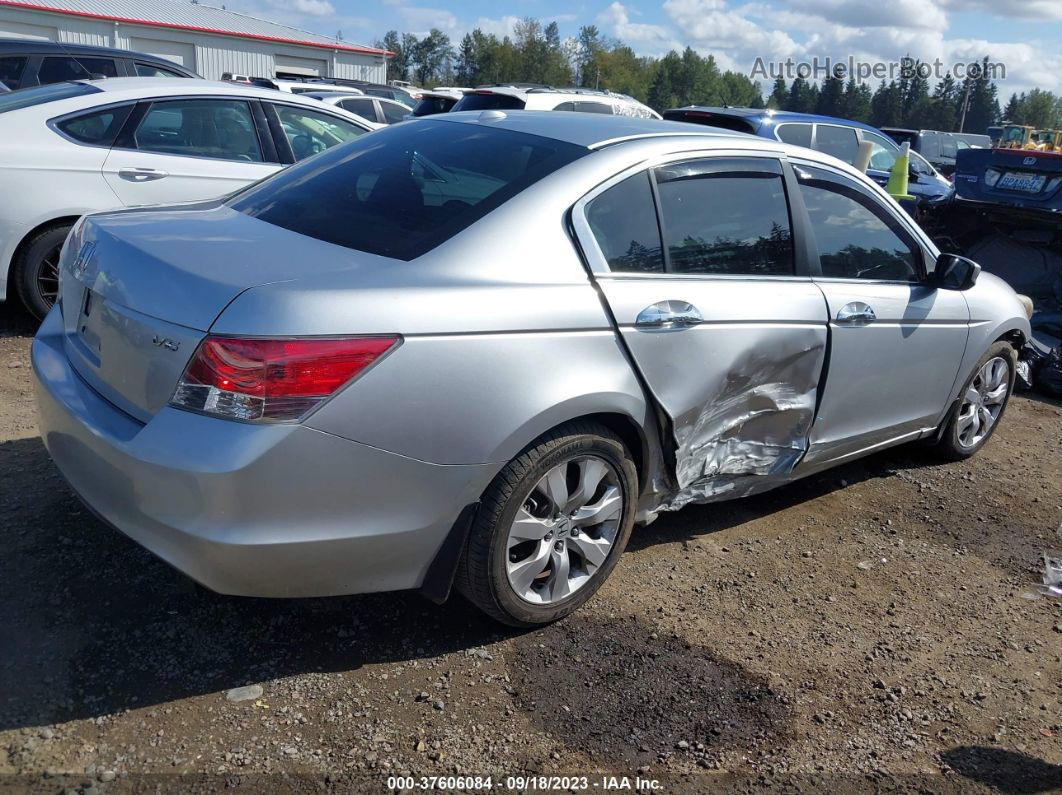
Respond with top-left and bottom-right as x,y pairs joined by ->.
60,203 -> 363,421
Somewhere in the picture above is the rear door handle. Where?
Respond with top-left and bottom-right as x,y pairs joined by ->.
118,167 -> 169,182
634,300 -> 704,330
836,301 -> 877,325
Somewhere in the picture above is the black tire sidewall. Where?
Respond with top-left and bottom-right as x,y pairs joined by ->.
15,225 -> 70,321
481,430 -> 637,627
943,342 -> 1016,459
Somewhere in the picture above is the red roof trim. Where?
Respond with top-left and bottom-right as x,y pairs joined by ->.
0,1 -> 394,57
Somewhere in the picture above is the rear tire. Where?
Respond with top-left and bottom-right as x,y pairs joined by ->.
455,421 -> 638,627
933,342 -> 1016,461
14,224 -> 71,321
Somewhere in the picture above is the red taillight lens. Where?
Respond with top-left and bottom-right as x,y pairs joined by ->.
171,336 -> 398,422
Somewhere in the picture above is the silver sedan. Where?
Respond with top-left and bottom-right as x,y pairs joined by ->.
33,112 -> 1030,626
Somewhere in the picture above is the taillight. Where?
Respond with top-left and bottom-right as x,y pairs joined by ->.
171,336 -> 398,422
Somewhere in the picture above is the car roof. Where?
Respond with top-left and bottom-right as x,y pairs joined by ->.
430,109 -> 757,149
82,77 -> 324,100
0,37 -> 188,66
668,105 -> 883,133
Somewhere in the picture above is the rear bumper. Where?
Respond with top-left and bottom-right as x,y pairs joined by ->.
31,306 -> 495,597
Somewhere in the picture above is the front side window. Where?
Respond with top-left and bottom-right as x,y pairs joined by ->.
273,104 -> 366,160
231,121 -> 585,260
56,105 -> 132,146
586,172 -> 664,273
654,158 -> 794,276
0,55 -> 26,89
776,123 -> 812,148
860,130 -> 900,172
38,56 -> 118,84
379,101 -> 408,124
135,62 -> 184,78
797,165 -> 921,282
813,124 -> 859,164
134,99 -> 263,162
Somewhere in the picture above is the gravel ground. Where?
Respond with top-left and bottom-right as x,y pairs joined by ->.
1,304 -> 1060,794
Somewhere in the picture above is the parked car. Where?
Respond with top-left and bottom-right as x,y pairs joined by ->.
0,38 -> 198,90
663,107 -> 954,211
258,79 -> 365,96
0,78 -> 376,319
881,128 -> 993,177
452,85 -> 661,119
304,92 -> 408,125
32,111 -> 1029,626
410,88 -> 470,117
303,78 -> 420,107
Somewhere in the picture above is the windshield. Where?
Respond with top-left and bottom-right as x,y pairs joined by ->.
0,81 -> 100,114
231,120 -> 585,260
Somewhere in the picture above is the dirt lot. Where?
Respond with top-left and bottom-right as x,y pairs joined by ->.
1,304 -> 1060,794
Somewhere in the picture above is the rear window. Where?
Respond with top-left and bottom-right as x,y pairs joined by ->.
0,81 -> 100,114
231,120 -> 585,260
412,96 -> 456,116
451,93 -> 525,112
662,110 -> 755,134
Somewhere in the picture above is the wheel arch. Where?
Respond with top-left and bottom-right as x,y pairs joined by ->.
6,215 -> 81,297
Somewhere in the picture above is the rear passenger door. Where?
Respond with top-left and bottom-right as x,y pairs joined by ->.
102,98 -> 280,205
573,154 -> 829,497
792,162 -> 969,465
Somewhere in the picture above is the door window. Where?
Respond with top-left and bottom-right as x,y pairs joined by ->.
339,98 -> 378,122
0,56 -> 26,89
134,99 -> 263,162
776,123 -> 812,148
653,158 -> 794,275
135,62 -> 184,78
813,124 -> 859,163
585,172 -> 664,273
379,101 -> 408,124
273,104 -> 367,161
57,105 -> 133,146
796,165 -> 921,281
860,130 -> 901,172
38,56 -> 118,84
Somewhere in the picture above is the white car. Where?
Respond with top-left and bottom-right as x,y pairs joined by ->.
267,79 -> 364,96
451,85 -> 661,119
304,92 -> 410,125
0,78 -> 376,318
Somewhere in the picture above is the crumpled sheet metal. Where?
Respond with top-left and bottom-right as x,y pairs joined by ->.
650,333 -> 826,515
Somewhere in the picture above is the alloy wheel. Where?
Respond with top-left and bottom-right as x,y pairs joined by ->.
956,356 -> 1009,448
505,455 -> 624,605
34,244 -> 62,309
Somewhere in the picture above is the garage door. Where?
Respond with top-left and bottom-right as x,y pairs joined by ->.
129,37 -> 196,70
274,54 -> 327,78
0,20 -> 57,40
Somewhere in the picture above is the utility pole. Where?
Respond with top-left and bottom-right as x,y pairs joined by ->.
958,78 -> 972,133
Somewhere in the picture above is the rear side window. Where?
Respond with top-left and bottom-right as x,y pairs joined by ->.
776,123 -> 812,148
0,56 -> 26,89
813,125 -> 858,164
231,121 -> 585,260
797,165 -> 920,281
586,173 -> 664,273
0,81 -> 100,114
134,99 -> 263,162
135,62 -> 184,78
38,56 -> 118,84
339,98 -> 377,122
451,93 -> 525,112
654,158 -> 794,276
56,105 -> 132,146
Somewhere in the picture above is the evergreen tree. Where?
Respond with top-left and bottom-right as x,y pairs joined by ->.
767,76 -> 788,110
1002,92 -> 1021,122
870,80 -> 903,128
815,74 -> 844,116
788,76 -> 815,113
962,56 -> 1000,134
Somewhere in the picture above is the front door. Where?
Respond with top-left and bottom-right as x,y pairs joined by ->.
574,154 -> 829,504
103,97 -> 279,205
790,162 -> 970,465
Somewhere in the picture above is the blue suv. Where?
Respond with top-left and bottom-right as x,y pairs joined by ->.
663,107 -> 954,214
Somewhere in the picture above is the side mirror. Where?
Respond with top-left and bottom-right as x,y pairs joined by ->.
932,253 -> 980,290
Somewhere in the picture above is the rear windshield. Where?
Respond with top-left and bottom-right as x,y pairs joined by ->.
0,81 -> 100,114
412,95 -> 457,116
662,110 -> 755,134
451,92 -> 525,112
231,120 -> 585,260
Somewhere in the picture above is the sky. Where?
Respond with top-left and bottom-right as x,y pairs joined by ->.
221,0 -> 1062,97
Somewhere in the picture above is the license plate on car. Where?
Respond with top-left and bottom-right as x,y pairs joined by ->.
997,172 -> 1046,192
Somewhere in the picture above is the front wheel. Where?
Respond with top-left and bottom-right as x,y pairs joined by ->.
455,422 -> 638,627
934,342 -> 1016,461
14,224 -> 71,321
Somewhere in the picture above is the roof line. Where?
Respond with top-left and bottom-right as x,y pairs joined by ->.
0,0 -> 394,57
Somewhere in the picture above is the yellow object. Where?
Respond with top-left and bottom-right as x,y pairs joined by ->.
998,124 -> 1036,150
885,141 -> 914,201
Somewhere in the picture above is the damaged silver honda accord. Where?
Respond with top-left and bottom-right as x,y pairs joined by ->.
34,111 -> 1030,626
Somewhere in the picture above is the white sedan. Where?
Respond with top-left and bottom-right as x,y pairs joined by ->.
0,77 -> 377,318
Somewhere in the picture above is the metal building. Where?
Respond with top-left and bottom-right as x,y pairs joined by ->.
0,0 -> 389,82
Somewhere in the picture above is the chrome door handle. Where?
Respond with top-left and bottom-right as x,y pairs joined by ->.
634,300 -> 704,330
836,301 -> 877,325
118,167 -> 169,182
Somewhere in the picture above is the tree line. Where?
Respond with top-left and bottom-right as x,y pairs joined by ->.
377,23 -> 1061,135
